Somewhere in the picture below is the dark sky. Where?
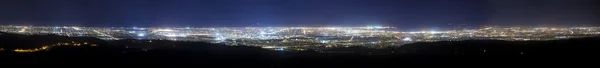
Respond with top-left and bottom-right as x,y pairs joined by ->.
1,0 -> 599,28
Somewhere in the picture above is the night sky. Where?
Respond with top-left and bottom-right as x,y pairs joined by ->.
1,0 -> 599,29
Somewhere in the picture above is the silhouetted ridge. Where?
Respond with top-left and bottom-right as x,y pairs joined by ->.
3,31 -> 600,66
400,37 -> 600,56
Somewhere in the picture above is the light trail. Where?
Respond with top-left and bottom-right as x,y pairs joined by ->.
394,35 -> 402,39
348,36 -> 354,41
187,34 -> 211,36
569,30 -> 574,34
93,30 -> 119,40
71,27 -> 81,30
18,27 -> 28,32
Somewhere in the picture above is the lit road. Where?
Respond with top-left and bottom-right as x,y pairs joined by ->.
93,30 -> 120,40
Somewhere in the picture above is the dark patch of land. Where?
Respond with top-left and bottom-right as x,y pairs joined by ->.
1,32 -> 600,66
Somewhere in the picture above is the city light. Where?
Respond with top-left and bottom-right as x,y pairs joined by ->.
2,25 -> 600,50
137,33 -> 145,37
402,37 -> 412,41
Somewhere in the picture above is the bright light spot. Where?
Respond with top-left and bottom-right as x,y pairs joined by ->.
364,26 -> 388,29
18,27 -> 28,32
155,29 -> 174,32
260,31 -> 267,35
137,33 -> 145,36
72,27 -> 81,30
214,37 -> 225,40
262,46 -> 276,48
274,48 -> 285,51
441,35 -> 450,37
402,37 -> 413,41
320,40 -> 329,43
407,32 -> 420,34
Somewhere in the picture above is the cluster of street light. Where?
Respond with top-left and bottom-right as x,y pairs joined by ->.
10,41 -> 97,52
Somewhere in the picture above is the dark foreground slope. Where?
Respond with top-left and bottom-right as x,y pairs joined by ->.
1,32 -> 600,66
395,38 -> 600,64
0,32 -> 277,66
280,37 -> 600,66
